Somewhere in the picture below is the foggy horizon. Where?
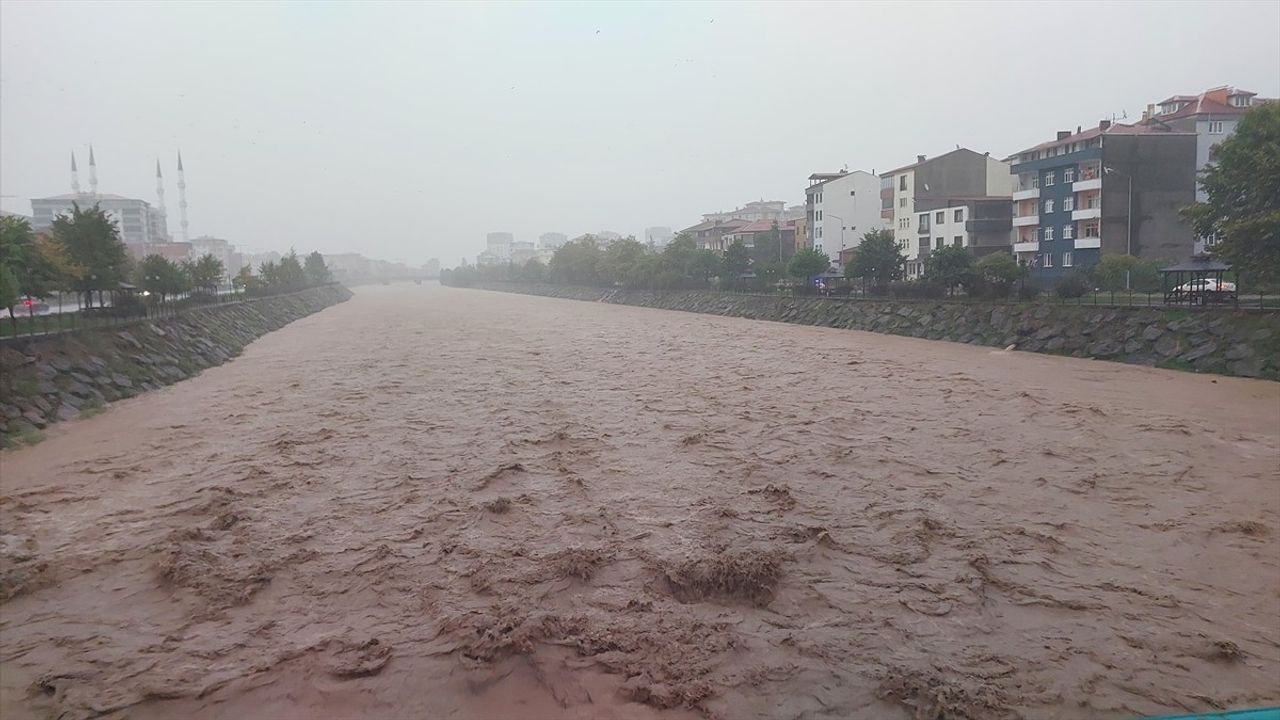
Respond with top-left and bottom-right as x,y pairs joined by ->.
2,0 -> 1277,265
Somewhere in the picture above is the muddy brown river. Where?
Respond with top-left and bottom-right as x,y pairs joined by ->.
1,284 -> 1277,719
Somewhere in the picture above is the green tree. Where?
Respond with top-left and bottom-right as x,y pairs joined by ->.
138,255 -> 190,302
1183,103 -> 1280,284
276,250 -> 307,291
1089,254 -> 1136,291
788,247 -> 831,281
549,236 -> 602,285
722,240 -> 751,284
924,245 -> 974,295
599,238 -> 649,286
520,257 -> 547,282
845,228 -> 904,287
304,251 -> 331,285
976,252 -> 1027,295
233,264 -> 259,294
751,224 -> 788,265
49,204 -> 131,308
753,260 -> 786,290
690,249 -> 721,286
188,253 -> 225,295
1,217 -> 68,315
0,264 -> 17,328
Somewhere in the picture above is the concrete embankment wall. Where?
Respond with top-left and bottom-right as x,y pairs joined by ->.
469,282 -> 1280,380
0,284 -> 353,446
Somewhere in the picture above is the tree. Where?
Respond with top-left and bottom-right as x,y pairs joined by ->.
304,251 -> 331,285
751,224 -> 789,265
233,264 -> 258,294
188,253 -> 225,295
753,261 -> 786,290
1183,103 -> 1280,285
599,238 -> 649,286
722,240 -> 751,284
138,255 -> 190,302
549,236 -> 602,285
0,264 -> 17,328
976,252 -> 1027,296
788,247 -> 831,281
924,245 -> 974,295
49,204 -> 131,308
1089,254 -> 1136,291
276,250 -> 307,291
1,217 -> 69,318
690,249 -> 721,286
520,257 -> 547,283
845,228 -> 904,287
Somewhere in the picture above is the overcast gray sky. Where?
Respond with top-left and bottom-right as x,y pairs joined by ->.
2,0 -> 1277,266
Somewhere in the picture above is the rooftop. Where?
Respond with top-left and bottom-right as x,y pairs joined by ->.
34,192 -> 137,202
1010,121 -> 1193,157
881,148 -> 993,177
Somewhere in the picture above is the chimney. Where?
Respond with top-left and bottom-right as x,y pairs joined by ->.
1056,131 -> 1071,141
1099,120 -> 1112,131
1077,125 -> 1082,134
917,154 -> 926,164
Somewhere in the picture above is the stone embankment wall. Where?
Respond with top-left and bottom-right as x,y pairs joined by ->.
0,285 -> 353,446
469,283 -> 1280,380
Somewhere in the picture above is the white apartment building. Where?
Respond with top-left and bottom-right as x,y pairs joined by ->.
804,170 -> 886,268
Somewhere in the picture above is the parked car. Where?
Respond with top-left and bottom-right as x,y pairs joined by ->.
1176,278 -> 1237,294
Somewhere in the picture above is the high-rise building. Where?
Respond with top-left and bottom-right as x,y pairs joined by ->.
881,149 -> 1013,277
805,170 -> 887,267
643,226 -> 674,247
1008,120 -> 1197,282
538,232 -> 568,249
31,148 -> 172,252
486,232 -> 514,261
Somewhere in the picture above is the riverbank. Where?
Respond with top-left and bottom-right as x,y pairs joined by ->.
464,282 -> 1280,380
0,284 -> 353,447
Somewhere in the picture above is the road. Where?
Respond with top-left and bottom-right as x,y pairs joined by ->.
1,284 -> 1277,719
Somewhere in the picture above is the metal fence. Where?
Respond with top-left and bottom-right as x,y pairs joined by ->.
1,288 -> 261,342
713,282 -> 1279,311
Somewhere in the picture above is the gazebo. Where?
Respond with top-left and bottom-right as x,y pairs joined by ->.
1160,255 -> 1235,306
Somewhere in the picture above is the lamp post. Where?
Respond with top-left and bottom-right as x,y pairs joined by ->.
827,213 -> 845,271
1104,166 -> 1133,289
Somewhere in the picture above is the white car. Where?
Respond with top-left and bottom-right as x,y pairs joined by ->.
1176,278 -> 1236,294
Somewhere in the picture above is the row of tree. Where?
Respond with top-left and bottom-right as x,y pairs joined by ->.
442,233 -> 838,292
0,203 -> 334,321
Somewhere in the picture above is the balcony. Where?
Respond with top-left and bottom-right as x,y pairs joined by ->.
1073,177 -> 1102,192
1013,241 -> 1040,253
1013,215 -> 1039,227
1072,207 -> 1101,221
1012,187 -> 1040,201
1074,237 -> 1101,249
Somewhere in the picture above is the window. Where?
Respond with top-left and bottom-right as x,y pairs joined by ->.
1043,171 -> 1055,186
900,175 -> 908,191
817,227 -> 823,238
953,236 -> 963,247
936,237 -> 944,249
817,210 -> 822,220
1230,95 -> 1250,108
1043,253 -> 1054,268
1084,221 -> 1099,237
1063,251 -> 1073,267
935,211 -> 945,224
954,209 -> 963,222
1064,167 -> 1075,183
1044,227 -> 1055,241
899,198 -> 907,207
1044,199 -> 1055,213
1063,196 -> 1074,211
1063,224 -> 1074,239
1208,121 -> 1224,134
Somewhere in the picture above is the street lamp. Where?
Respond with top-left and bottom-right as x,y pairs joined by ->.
1104,166 -> 1133,289
827,213 -> 845,269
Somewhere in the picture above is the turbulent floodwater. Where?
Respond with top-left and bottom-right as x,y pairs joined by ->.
2,284 -> 1278,720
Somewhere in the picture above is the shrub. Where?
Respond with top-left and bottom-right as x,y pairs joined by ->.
1017,283 -> 1042,301
1054,274 -> 1089,298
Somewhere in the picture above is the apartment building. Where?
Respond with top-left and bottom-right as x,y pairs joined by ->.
907,197 -> 1013,277
880,149 -> 1013,278
1008,120 -> 1197,281
803,170 -> 885,267
1143,86 -> 1274,252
